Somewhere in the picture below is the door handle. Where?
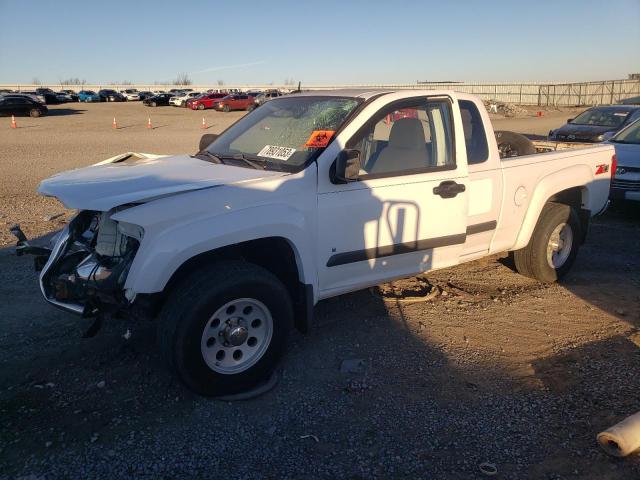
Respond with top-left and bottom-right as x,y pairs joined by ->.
433,181 -> 466,199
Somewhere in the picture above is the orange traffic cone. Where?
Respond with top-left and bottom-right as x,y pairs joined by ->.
201,117 -> 207,129
147,117 -> 152,129
10,115 -> 17,129
112,117 -> 118,129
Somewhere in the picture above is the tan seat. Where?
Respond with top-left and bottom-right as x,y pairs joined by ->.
369,118 -> 429,174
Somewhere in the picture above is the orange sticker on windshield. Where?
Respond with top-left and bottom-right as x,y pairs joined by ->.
304,130 -> 335,148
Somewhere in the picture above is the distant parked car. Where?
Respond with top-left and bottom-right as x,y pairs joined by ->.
549,105 -> 640,142
169,91 -> 202,107
119,89 -> 141,101
251,90 -> 282,109
5,92 -> 45,104
34,88 -> 62,104
143,93 -> 174,107
187,93 -> 227,110
58,90 -> 79,102
98,89 -> 126,102
78,90 -> 101,102
607,119 -> 640,203
620,96 -> 640,105
212,94 -> 254,112
0,95 -> 48,117
138,91 -> 154,100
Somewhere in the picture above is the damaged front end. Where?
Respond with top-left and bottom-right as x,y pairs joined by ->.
12,210 -> 142,319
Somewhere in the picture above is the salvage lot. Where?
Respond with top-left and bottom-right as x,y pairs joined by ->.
1,101 -> 639,479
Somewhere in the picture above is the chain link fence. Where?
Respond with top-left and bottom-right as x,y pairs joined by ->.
1,79 -> 639,106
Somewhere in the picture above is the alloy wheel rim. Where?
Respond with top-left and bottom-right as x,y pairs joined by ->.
546,222 -> 573,269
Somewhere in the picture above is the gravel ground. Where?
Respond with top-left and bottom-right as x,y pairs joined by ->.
1,102 -> 639,479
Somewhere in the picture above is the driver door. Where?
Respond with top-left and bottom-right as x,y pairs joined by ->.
316,96 -> 469,297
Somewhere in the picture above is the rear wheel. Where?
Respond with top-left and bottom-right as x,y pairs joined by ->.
513,202 -> 581,283
157,261 -> 293,396
223,105 -> 230,113
29,108 -> 41,118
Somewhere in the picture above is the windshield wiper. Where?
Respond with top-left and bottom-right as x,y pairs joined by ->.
195,150 -> 225,164
211,152 -> 266,170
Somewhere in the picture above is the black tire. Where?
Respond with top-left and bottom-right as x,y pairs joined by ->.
157,260 -> 293,396
197,103 -> 205,110
151,101 -> 157,107
513,202 -> 581,283
494,130 -> 536,158
223,104 -> 230,113
247,104 -> 255,112
29,108 -> 41,118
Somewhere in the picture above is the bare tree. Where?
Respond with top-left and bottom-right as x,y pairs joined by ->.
173,73 -> 192,86
60,77 -> 86,85
217,79 -> 225,86
283,77 -> 296,86
121,80 -> 133,85
32,77 -> 41,85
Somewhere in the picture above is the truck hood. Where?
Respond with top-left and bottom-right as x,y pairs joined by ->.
38,153 -> 286,211
552,123 -> 615,140
608,141 -> 640,168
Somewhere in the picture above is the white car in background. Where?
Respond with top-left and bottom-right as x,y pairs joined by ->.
169,91 -> 202,107
119,89 -> 141,101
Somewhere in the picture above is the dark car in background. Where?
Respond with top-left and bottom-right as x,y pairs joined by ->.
138,91 -> 155,100
212,94 -> 255,112
143,93 -> 174,107
549,105 -> 640,142
620,96 -> 640,105
58,90 -> 79,102
0,95 -> 48,117
98,89 -> 126,102
34,88 -> 62,104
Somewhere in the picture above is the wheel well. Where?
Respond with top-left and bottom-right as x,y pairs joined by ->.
161,237 -> 311,332
547,186 -> 586,210
546,186 -> 590,243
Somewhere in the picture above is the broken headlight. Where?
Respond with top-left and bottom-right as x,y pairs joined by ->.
47,209 -> 143,307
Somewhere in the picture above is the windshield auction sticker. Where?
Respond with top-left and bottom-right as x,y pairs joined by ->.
304,130 -> 336,148
257,145 -> 296,161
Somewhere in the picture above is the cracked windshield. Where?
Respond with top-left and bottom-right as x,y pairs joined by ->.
206,96 -> 360,169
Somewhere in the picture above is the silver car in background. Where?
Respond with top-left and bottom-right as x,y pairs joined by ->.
608,119 -> 640,203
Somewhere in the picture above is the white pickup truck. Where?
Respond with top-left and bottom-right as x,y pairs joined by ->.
12,89 -> 615,396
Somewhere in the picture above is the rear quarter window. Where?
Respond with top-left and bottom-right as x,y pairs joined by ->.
459,100 -> 489,165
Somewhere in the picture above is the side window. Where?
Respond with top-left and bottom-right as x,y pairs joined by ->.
459,100 -> 489,165
350,99 -> 454,177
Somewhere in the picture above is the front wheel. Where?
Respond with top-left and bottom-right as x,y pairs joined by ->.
223,105 -> 230,113
157,261 -> 293,396
198,103 -> 205,110
513,202 -> 581,283
151,101 -> 157,107
29,108 -> 41,118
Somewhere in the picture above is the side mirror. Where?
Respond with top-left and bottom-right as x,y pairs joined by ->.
334,149 -> 361,183
567,118 -> 574,123
199,133 -> 219,152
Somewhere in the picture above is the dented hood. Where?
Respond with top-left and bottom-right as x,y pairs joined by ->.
38,153 -> 285,211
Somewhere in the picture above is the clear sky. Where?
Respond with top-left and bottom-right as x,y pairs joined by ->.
0,0 -> 638,85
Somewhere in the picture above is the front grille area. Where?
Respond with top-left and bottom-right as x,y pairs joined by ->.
612,179 -> 640,191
